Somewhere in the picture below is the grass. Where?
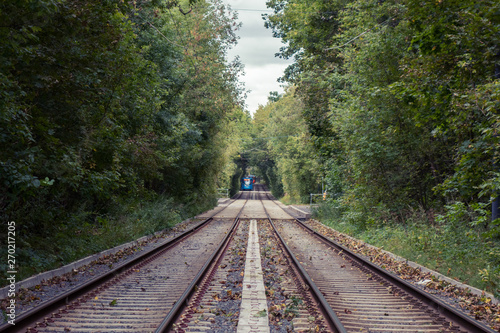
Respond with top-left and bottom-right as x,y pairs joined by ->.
314,202 -> 500,297
278,193 -> 311,206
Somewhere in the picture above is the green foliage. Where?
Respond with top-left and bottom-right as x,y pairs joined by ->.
252,87 -> 321,203
215,107 -> 251,197
402,0 -> 500,205
0,0 -> 246,281
0,194 -> 187,282
265,0 -> 500,291
265,0 -> 500,216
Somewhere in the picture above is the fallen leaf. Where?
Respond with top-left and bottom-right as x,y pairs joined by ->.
255,309 -> 267,317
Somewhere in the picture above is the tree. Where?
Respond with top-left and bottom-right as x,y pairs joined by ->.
262,0 -> 500,227
0,0 -> 247,281
253,87 -> 321,202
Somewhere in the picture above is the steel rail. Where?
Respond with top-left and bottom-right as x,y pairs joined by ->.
0,192 -> 244,333
294,219 -> 497,333
263,188 -> 497,333
259,194 -> 347,333
155,197 -> 249,332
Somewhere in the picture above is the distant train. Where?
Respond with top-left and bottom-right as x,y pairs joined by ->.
241,176 -> 254,191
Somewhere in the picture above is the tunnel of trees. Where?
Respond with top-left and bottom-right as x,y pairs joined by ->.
1,0 -> 499,296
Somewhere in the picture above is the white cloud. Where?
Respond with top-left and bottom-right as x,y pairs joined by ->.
230,37 -> 287,65
242,64 -> 288,111
221,0 -> 292,115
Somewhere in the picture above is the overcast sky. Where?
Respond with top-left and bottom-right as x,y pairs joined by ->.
221,0 -> 293,115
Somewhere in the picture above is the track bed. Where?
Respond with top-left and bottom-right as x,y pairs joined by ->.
1,185 -> 496,333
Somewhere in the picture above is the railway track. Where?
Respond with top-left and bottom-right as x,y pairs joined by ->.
175,187 -> 497,332
0,194 -> 249,333
2,185 -> 496,332
264,191 -> 497,333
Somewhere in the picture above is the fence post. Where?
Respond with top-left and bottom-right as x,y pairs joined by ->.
493,198 -> 499,221
493,56 -> 500,221
493,151 -> 499,221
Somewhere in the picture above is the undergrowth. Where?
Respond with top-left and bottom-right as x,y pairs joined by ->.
314,201 -> 500,298
0,194 -> 213,287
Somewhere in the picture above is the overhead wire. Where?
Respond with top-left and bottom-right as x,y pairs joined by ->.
136,13 -> 187,50
229,7 -> 399,53
325,16 -> 394,51
230,8 -> 274,13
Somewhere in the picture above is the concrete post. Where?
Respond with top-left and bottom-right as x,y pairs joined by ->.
493,52 -> 500,221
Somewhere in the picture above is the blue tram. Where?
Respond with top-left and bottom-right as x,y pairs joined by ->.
241,176 -> 254,191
